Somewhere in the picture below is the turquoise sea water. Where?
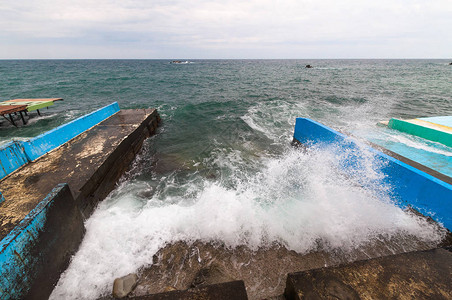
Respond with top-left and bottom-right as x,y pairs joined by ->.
1,59 -> 451,174
1,60 -> 451,298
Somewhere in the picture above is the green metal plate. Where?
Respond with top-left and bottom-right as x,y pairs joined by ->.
388,118 -> 452,147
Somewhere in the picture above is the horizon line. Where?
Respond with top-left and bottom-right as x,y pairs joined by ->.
1,58 -> 451,60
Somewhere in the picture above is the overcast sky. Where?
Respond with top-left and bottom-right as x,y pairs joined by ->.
1,0 -> 451,59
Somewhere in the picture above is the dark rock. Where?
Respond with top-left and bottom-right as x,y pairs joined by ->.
305,64 -> 313,68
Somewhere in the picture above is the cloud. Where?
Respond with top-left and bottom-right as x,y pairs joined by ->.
0,0 -> 451,58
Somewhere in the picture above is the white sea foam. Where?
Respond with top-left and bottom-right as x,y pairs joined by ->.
51,92 -> 446,299
52,95 -> 446,299
383,131 -> 452,156
241,100 -> 307,143
51,144 -> 444,299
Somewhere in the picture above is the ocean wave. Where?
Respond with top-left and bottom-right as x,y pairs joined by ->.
51,145 -> 444,299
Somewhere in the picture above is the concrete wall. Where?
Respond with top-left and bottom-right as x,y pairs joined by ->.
0,183 -> 84,300
0,108 -> 160,299
0,102 -> 120,181
78,109 -> 160,217
293,118 -> 452,230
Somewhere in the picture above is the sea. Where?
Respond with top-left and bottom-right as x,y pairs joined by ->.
0,59 -> 451,298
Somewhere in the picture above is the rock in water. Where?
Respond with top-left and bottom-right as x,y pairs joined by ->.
305,64 -> 313,68
113,273 -> 138,298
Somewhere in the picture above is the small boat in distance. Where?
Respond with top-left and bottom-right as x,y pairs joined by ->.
170,60 -> 190,64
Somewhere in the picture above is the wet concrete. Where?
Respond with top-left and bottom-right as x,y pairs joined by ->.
0,108 -> 160,240
130,280 -> 248,300
128,231 -> 445,300
285,247 -> 452,300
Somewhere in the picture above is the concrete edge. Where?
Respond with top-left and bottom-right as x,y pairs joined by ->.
78,109 -> 160,217
0,183 -> 85,299
129,280 -> 248,300
284,247 -> 452,300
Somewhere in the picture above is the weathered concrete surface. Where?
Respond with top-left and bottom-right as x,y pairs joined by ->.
130,281 -> 248,300
0,183 -> 84,300
0,108 -> 160,239
284,248 -> 452,300
0,103 -> 119,180
129,234 -> 446,300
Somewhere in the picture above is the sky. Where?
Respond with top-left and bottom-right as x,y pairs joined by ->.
0,0 -> 451,59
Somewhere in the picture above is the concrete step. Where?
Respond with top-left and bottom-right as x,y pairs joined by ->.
285,247 -> 452,300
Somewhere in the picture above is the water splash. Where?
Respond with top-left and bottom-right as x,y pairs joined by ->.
51,145 -> 444,299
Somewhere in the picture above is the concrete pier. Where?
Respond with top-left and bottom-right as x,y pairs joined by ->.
0,107 -> 160,299
0,108 -> 160,238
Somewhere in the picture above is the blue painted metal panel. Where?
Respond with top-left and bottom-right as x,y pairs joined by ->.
22,102 -> 120,161
293,118 -> 452,230
0,102 -> 120,181
0,183 -> 84,299
0,141 -> 28,180
0,184 -> 66,299
367,135 -> 452,178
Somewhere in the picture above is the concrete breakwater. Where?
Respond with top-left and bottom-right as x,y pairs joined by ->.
0,103 -> 160,299
109,119 -> 450,299
124,236 -> 445,299
1,112 -> 450,299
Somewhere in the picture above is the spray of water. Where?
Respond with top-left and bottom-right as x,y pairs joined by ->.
51,140 -> 444,299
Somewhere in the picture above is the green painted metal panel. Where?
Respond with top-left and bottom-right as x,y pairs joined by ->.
388,118 -> 452,147
0,100 -> 55,112
25,101 -> 54,112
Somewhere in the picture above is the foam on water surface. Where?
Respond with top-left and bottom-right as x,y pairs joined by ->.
4,59 -> 445,299
51,144 -> 445,299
